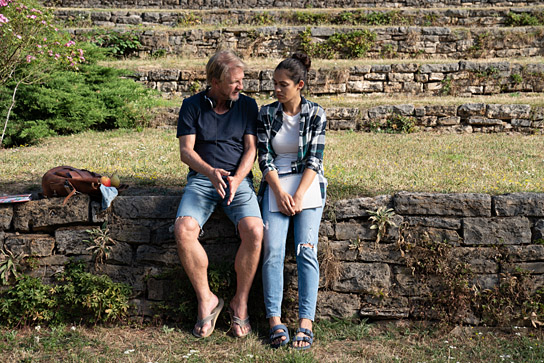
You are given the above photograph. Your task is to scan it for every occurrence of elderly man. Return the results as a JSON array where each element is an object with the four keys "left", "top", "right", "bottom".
[{"left": 174, "top": 50, "right": 263, "bottom": 338}]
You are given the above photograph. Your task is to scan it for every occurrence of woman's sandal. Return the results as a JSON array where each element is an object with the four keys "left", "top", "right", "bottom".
[
  {"left": 292, "top": 327, "right": 314, "bottom": 350},
  {"left": 228, "top": 306, "right": 252, "bottom": 338},
  {"left": 269, "top": 324, "right": 290, "bottom": 349}
]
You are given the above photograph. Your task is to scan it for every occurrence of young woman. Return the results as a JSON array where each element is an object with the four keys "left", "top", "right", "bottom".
[{"left": 257, "top": 53, "right": 327, "bottom": 350}]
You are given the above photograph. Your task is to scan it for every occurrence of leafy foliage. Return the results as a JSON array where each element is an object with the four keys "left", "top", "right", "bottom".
[
  {"left": 300, "top": 28, "right": 376, "bottom": 59},
  {"left": 81, "top": 29, "right": 142, "bottom": 59},
  {"left": 0, "top": 43, "right": 159, "bottom": 147},
  {"left": 84, "top": 222, "right": 116, "bottom": 270},
  {"left": 505, "top": 12, "right": 543, "bottom": 26},
  {"left": 0, "top": 247, "right": 27, "bottom": 285},
  {"left": 0, "top": 261, "right": 131, "bottom": 327}
]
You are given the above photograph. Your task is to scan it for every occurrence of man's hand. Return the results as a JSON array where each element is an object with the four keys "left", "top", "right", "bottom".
[
  {"left": 226, "top": 175, "right": 243, "bottom": 205},
  {"left": 209, "top": 168, "right": 230, "bottom": 199}
]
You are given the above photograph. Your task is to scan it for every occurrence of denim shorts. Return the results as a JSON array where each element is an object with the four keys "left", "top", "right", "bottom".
[{"left": 176, "top": 171, "right": 262, "bottom": 229}]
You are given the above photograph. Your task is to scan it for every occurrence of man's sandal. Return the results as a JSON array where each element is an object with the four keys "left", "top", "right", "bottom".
[
  {"left": 269, "top": 324, "right": 290, "bottom": 349},
  {"left": 292, "top": 328, "right": 314, "bottom": 350},
  {"left": 192, "top": 298, "right": 224, "bottom": 338},
  {"left": 228, "top": 306, "right": 252, "bottom": 338}
]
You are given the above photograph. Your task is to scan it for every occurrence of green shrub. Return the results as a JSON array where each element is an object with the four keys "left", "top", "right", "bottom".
[
  {"left": 81, "top": 29, "right": 142, "bottom": 58},
  {"left": 0, "top": 43, "right": 160, "bottom": 147},
  {"left": 0, "top": 275, "right": 57, "bottom": 327},
  {"left": 505, "top": 12, "right": 541, "bottom": 26},
  {"left": 300, "top": 28, "right": 376, "bottom": 59},
  {"left": 55, "top": 261, "right": 131, "bottom": 324},
  {"left": 0, "top": 261, "right": 132, "bottom": 327}
]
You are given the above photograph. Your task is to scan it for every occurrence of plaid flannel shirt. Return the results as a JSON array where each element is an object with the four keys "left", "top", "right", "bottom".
[{"left": 257, "top": 96, "right": 327, "bottom": 200}]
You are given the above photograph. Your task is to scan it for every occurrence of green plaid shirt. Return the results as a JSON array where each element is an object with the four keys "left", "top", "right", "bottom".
[{"left": 257, "top": 96, "right": 327, "bottom": 200}]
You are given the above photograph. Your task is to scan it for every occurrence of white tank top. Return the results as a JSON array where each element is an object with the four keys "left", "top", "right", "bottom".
[{"left": 272, "top": 112, "right": 300, "bottom": 174}]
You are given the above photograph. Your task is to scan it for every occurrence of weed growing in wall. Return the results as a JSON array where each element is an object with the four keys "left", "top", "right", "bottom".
[{"left": 505, "top": 12, "right": 543, "bottom": 26}]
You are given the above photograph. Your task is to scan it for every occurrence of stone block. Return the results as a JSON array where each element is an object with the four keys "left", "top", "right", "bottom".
[
  {"left": 13, "top": 194, "right": 90, "bottom": 232},
  {"left": 360, "top": 295, "right": 410, "bottom": 319},
  {"left": 108, "top": 241, "right": 133, "bottom": 265},
  {"left": 203, "top": 242, "right": 240, "bottom": 264},
  {"left": 504, "top": 244, "right": 544, "bottom": 262},
  {"left": 136, "top": 245, "right": 179, "bottom": 266},
  {"left": 327, "top": 240, "right": 359, "bottom": 261},
  {"left": 535, "top": 220, "right": 544, "bottom": 241},
  {"left": 101, "top": 264, "right": 146, "bottom": 293},
  {"left": 113, "top": 196, "right": 181, "bottom": 219},
  {"left": 467, "top": 117, "right": 503, "bottom": 126},
  {"left": 405, "top": 226, "right": 461, "bottom": 245},
  {"left": 389, "top": 73, "right": 414, "bottom": 82},
  {"left": 333, "top": 195, "right": 393, "bottom": 220},
  {"left": 392, "top": 104, "right": 415, "bottom": 116},
  {"left": 317, "top": 291, "right": 360, "bottom": 319},
  {"left": 486, "top": 104, "right": 531, "bottom": 120},
  {"left": 4, "top": 233, "right": 54, "bottom": 257},
  {"left": 404, "top": 216, "right": 462, "bottom": 230},
  {"left": 55, "top": 226, "right": 93, "bottom": 255},
  {"left": 347, "top": 81, "right": 383, "bottom": 92},
  {"left": 333, "top": 262, "right": 391, "bottom": 293},
  {"left": 457, "top": 103, "right": 486, "bottom": 117},
  {"left": 110, "top": 223, "right": 151, "bottom": 244},
  {"left": 450, "top": 247, "right": 500, "bottom": 274},
  {"left": 463, "top": 217, "right": 531, "bottom": 245},
  {"left": 438, "top": 116, "right": 460, "bottom": 126},
  {"left": 394, "top": 192, "right": 492, "bottom": 217},
  {"left": 424, "top": 105, "right": 458, "bottom": 117},
  {"left": 0, "top": 205, "right": 13, "bottom": 230},
  {"left": 335, "top": 221, "right": 376, "bottom": 242},
  {"left": 494, "top": 193, "right": 544, "bottom": 217},
  {"left": 356, "top": 242, "right": 405, "bottom": 264}
]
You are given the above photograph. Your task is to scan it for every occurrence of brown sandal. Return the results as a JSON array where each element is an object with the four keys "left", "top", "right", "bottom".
[{"left": 228, "top": 306, "right": 252, "bottom": 338}]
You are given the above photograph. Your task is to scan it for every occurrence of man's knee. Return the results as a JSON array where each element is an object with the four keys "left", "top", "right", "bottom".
[
  {"left": 175, "top": 216, "right": 200, "bottom": 244},
  {"left": 238, "top": 217, "right": 263, "bottom": 245}
]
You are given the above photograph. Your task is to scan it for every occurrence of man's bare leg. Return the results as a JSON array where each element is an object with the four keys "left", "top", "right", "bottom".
[
  {"left": 175, "top": 216, "right": 219, "bottom": 337},
  {"left": 229, "top": 216, "right": 263, "bottom": 337}
]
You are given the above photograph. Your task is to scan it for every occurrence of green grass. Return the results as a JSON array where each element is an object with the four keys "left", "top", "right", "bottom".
[
  {"left": 0, "top": 320, "right": 542, "bottom": 362},
  {"left": 1, "top": 128, "right": 543, "bottom": 199}
]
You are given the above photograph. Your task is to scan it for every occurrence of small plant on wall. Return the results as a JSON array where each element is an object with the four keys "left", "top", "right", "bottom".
[
  {"left": 367, "top": 207, "right": 397, "bottom": 246},
  {"left": 84, "top": 222, "right": 116, "bottom": 270},
  {"left": 0, "top": 247, "right": 27, "bottom": 285}
]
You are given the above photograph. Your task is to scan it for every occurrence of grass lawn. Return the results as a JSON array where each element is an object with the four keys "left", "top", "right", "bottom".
[
  {"left": 1, "top": 128, "right": 543, "bottom": 199},
  {"left": 1, "top": 320, "right": 543, "bottom": 362}
]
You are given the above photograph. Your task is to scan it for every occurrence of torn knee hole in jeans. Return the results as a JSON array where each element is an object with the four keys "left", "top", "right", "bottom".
[{"left": 297, "top": 242, "right": 315, "bottom": 255}]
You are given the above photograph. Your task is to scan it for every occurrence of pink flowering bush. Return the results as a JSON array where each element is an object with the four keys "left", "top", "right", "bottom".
[{"left": 0, "top": 0, "right": 84, "bottom": 85}]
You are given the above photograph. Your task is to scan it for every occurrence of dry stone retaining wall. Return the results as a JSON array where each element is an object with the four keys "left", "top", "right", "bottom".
[
  {"left": 136, "top": 61, "right": 544, "bottom": 98},
  {"left": 151, "top": 103, "right": 544, "bottom": 134},
  {"left": 71, "top": 26, "right": 544, "bottom": 60},
  {"left": 43, "top": 0, "right": 544, "bottom": 9},
  {"left": 53, "top": 7, "right": 544, "bottom": 27},
  {"left": 1, "top": 192, "right": 543, "bottom": 323}
]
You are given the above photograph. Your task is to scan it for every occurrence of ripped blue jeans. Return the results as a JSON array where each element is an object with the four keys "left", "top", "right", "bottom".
[{"left": 261, "top": 183, "right": 324, "bottom": 321}]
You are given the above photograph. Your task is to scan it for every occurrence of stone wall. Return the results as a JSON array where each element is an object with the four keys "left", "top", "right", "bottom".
[
  {"left": 135, "top": 61, "right": 544, "bottom": 99},
  {"left": 151, "top": 102, "right": 544, "bottom": 134},
  {"left": 42, "top": 0, "right": 544, "bottom": 10},
  {"left": 52, "top": 7, "right": 544, "bottom": 28},
  {"left": 1, "top": 192, "right": 543, "bottom": 323},
  {"left": 71, "top": 26, "right": 544, "bottom": 60}
]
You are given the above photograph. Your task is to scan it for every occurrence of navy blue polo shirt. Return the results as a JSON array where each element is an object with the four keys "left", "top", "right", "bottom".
[{"left": 177, "top": 91, "right": 258, "bottom": 174}]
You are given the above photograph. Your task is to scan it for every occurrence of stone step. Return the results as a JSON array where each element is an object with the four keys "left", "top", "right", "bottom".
[
  {"left": 43, "top": 0, "right": 544, "bottom": 10},
  {"left": 151, "top": 100, "right": 544, "bottom": 134},
  {"left": 131, "top": 60, "right": 544, "bottom": 98},
  {"left": 53, "top": 6, "right": 544, "bottom": 28},
  {"left": 70, "top": 25, "right": 544, "bottom": 60}
]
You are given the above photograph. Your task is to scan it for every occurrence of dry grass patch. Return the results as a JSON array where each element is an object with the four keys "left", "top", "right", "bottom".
[
  {"left": 0, "top": 321, "right": 542, "bottom": 362},
  {"left": 1, "top": 129, "right": 543, "bottom": 199}
]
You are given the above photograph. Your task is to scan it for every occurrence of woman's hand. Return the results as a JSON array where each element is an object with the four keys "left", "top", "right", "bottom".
[
  {"left": 276, "top": 190, "right": 296, "bottom": 216},
  {"left": 292, "top": 192, "right": 304, "bottom": 214}
]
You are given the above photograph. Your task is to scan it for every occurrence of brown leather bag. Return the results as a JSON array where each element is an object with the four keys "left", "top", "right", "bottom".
[{"left": 42, "top": 166, "right": 102, "bottom": 205}]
